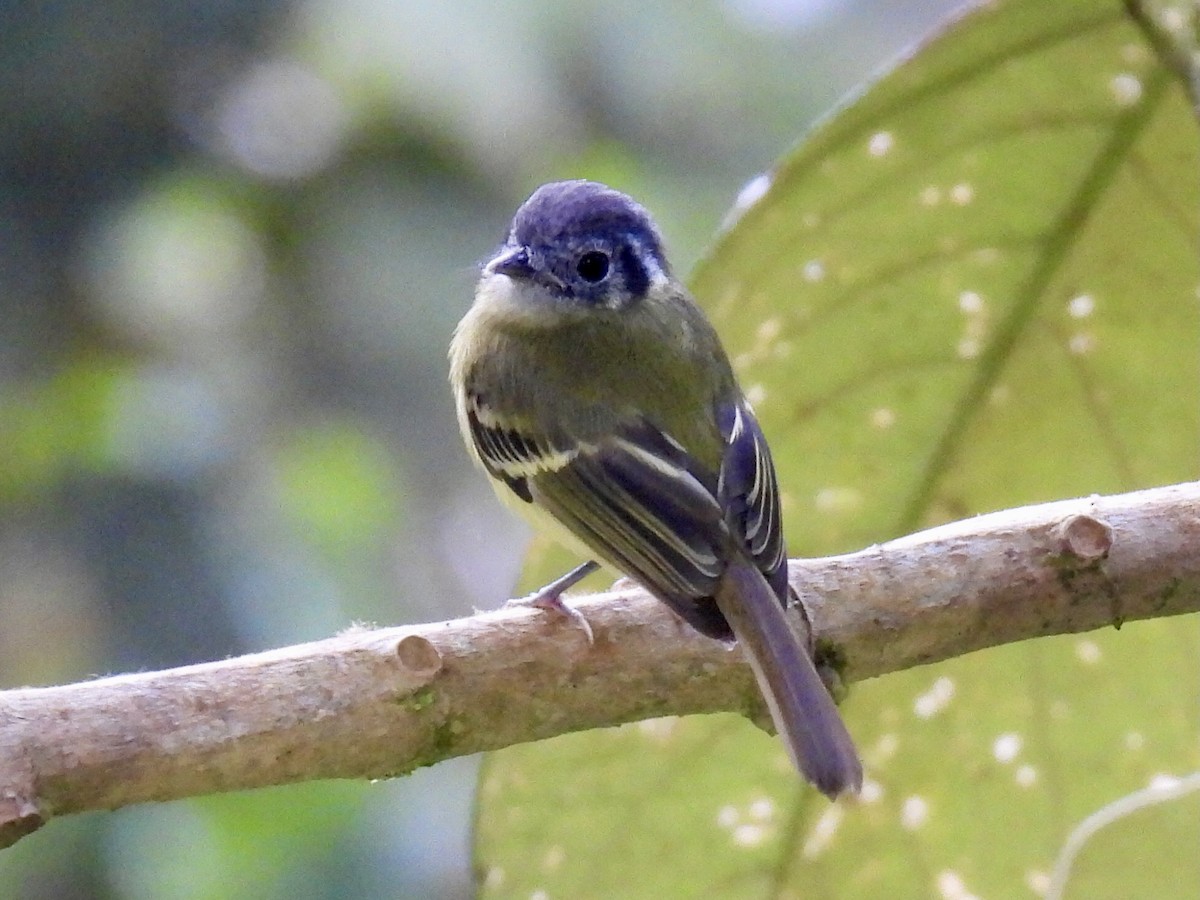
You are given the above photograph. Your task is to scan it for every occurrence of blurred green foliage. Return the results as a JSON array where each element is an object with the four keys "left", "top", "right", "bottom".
[
  {"left": 0, "top": 361, "right": 124, "bottom": 500},
  {"left": 477, "top": 0, "right": 1200, "bottom": 897},
  {"left": 274, "top": 423, "right": 402, "bottom": 558}
]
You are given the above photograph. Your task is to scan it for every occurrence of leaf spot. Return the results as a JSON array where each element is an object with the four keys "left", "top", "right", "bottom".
[
  {"left": 756, "top": 316, "right": 782, "bottom": 342},
  {"left": 1068, "top": 332, "right": 1093, "bottom": 355},
  {"left": 958, "top": 290, "right": 985, "bottom": 315},
  {"left": 914, "top": 676, "right": 956, "bottom": 718},
  {"left": 936, "top": 869, "right": 981, "bottom": 900},
  {"left": 1067, "top": 293, "right": 1095, "bottom": 318},
  {"left": 1110, "top": 72, "right": 1143, "bottom": 106},
  {"left": 1070, "top": 333, "right": 1099, "bottom": 357},
  {"left": 1149, "top": 773, "right": 1182, "bottom": 791},
  {"left": 481, "top": 867, "right": 505, "bottom": 889},
  {"left": 858, "top": 778, "right": 884, "bottom": 804},
  {"left": 748, "top": 797, "right": 775, "bottom": 821},
  {"left": 802, "top": 804, "right": 845, "bottom": 858},
  {"left": 1026, "top": 870, "right": 1052, "bottom": 895},
  {"left": 1074, "top": 639, "right": 1102, "bottom": 664},
  {"left": 814, "top": 486, "right": 863, "bottom": 514},
  {"left": 901, "top": 795, "right": 929, "bottom": 830},
  {"left": 870, "top": 407, "right": 897, "bottom": 429},
  {"left": 868, "top": 130, "right": 895, "bottom": 157},
  {"left": 732, "top": 823, "right": 770, "bottom": 847},
  {"left": 993, "top": 732, "right": 1022, "bottom": 763},
  {"left": 873, "top": 732, "right": 900, "bottom": 762}
]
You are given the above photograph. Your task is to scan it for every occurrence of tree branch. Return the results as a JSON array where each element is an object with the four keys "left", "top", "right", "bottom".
[{"left": 2, "top": 481, "right": 1198, "bottom": 848}]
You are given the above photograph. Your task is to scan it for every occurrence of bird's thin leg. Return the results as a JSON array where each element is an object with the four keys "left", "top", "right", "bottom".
[{"left": 506, "top": 560, "right": 600, "bottom": 643}]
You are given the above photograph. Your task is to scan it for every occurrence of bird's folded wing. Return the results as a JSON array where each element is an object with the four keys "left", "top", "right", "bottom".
[
  {"left": 716, "top": 401, "right": 789, "bottom": 600},
  {"left": 465, "top": 392, "right": 734, "bottom": 638}
]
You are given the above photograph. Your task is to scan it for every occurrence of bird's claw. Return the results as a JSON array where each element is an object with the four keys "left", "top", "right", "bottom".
[{"left": 506, "top": 589, "right": 595, "bottom": 645}]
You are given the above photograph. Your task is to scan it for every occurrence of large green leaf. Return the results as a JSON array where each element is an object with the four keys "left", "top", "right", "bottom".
[{"left": 475, "top": 0, "right": 1200, "bottom": 896}]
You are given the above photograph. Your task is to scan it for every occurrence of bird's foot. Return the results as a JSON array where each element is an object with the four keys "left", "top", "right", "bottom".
[{"left": 505, "top": 560, "right": 599, "bottom": 645}]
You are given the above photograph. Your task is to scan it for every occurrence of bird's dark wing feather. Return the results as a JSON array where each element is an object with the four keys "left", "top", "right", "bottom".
[
  {"left": 530, "top": 418, "right": 734, "bottom": 638},
  {"left": 716, "top": 401, "right": 789, "bottom": 602},
  {"left": 464, "top": 392, "right": 578, "bottom": 504}
]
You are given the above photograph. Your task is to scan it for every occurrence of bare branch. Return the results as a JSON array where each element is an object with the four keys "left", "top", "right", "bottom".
[{"left": 2, "top": 481, "right": 1198, "bottom": 848}]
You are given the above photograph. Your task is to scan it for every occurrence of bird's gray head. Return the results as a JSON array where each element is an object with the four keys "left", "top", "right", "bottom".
[{"left": 485, "top": 180, "right": 671, "bottom": 310}]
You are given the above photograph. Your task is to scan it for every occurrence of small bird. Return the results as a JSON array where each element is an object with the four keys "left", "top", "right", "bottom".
[{"left": 449, "top": 180, "right": 862, "bottom": 798}]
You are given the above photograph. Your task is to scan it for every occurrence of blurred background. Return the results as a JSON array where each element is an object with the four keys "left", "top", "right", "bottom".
[{"left": 0, "top": 0, "right": 961, "bottom": 896}]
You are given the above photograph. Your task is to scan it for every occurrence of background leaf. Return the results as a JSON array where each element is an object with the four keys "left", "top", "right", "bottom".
[{"left": 475, "top": 0, "right": 1200, "bottom": 896}]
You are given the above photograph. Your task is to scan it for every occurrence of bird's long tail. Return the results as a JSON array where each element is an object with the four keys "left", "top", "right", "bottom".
[{"left": 714, "top": 556, "right": 862, "bottom": 798}]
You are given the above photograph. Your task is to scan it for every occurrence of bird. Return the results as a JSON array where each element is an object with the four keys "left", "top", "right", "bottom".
[{"left": 449, "top": 179, "right": 862, "bottom": 798}]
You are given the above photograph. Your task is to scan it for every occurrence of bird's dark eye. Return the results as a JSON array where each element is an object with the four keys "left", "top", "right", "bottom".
[{"left": 576, "top": 251, "right": 610, "bottom": 283}]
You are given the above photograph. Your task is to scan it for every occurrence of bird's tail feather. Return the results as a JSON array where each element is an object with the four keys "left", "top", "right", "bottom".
[{"left": 714, "top": 557, "right": 862, "bottom": 798}]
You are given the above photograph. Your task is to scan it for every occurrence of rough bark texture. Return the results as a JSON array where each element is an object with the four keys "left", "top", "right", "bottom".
[{"left": 1, "top": 481, "right": 1198, "bottom": 848}]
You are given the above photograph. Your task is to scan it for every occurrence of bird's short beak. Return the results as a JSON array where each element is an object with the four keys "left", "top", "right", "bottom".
[{"left": 487, "top": 246, "right": 535, "bottom": 280}]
